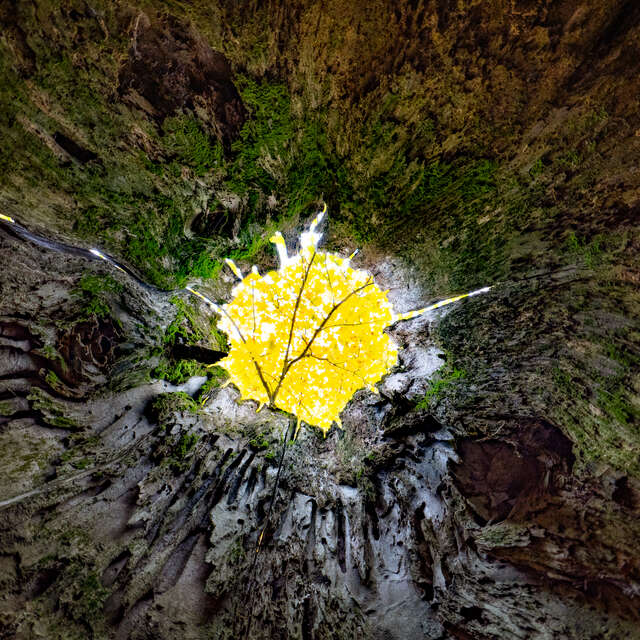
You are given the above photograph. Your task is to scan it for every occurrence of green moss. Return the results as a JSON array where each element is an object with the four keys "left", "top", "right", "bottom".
[
  {"left": 84, "top": 297, "right": 112, "bottom": 318},
  {"left": 38, "top": 344, "right": 66, "bottom": 366},
  {"left": 356, "top": 474, "right": 377, "bottom": 503},
  {"left": 1, "top": 19, "right": 503, "bottom": 302},
  {"left": 552, "top": 366, "right": 573, "bottom": 394},
  {"left": 1, "top": 34, "right": 502, "bottom": 294},
  {"left": 416, "top": 367, "right": 466, "bottom": 409},
  {"left": 147, "top": 392, "right": 199, "bottom": 423},
  {"left": 163, "top": 296, "right": 205, "bottom": 346},
  {"left": 557, "top": 149, "right": 581, "bottom": 170},
  {"left": 528, "top": 157, "right": 545, "bottom": 178},
  {"left": 475, "top": 522, "right": 531, "bottom": 549},
  {"left": 28, "top": 388, "right": 80, "bottom": 430},
  {"left": 548, "top": 336, "right": 640, "bottom": 476},
  {"left": 211, "top": 75, "right": 337, "bottom": 229},
  {"left": 154, "top": 297, "right": 223, "bottom": 384},
  {"left": 60, "top": 449, "right": 92, "bottom": 470},
  {"left": 229, "top": 539, "right": 246, "bottom": 565},
  {"left": 51, "top": 415, "right": 78, "bottom": 429},
  {"left": 0, "top": 41, "right": 225, "bottom": 289},
  {"left": 197, "top": 366, "right": 228, "bottom": 402},
  {"left": 0, "top": 400, "right": 16, "bottom": 417},
  {"left": 72, "top": 272, "right": 123, "bottom": 320},
  {"left": 603, "top": 340, "right": 639, "bottom": 370},
  {"left": 248, "top": 432, "right": 271, "bottom": 450},
  {"left": 76, "top": 273, "right": 123, "bottom": 296},
  {"left": 179, "top": 250, "right": 222, "bottom": 283},
  {"left": 153, "top": 358, "right": 207, "bottom": 384},
  {"left": 173, "top": 75, "right": 503, "bottom": 295},
  {"left": 175, "top": 432, "right": 199, "bottom": 459},
  {"left": 209, "top": 322, "right": 229, "bottom": 351},
  {"left": 45, "top": 370, "right": 63, "bottom": 389},
  {"left": 224, "top": 77, "right": 294, "bottom": 199},
  {"left": 161, "top": 431, "right": 201, "bottom": 472},
  {"left": 597, "top": 386, "right": 637, "bottom": 426},
  {"left": 66, "top": 570, "right": 110, "bottom": 625},
  {"left": 564, "top": 232, "right": 603, "bottom": 268},
  {"left": 162, "top": 115, "right": 224, "bottom": 176},
  {"left": 0, "top": 47, "right": 28, "bottom": 174}
]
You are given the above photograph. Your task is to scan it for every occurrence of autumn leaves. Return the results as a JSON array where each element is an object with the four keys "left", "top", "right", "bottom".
[{"left": 215, "top": 212, "right": 399, "bottom": 434}]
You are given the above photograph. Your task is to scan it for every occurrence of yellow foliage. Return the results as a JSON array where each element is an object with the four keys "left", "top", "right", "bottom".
[{"left": 216, "top": 210, "right": 398, "bottom": 434}]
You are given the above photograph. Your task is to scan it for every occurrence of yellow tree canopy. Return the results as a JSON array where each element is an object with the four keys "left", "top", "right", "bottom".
[
  {"left": 215, "top": 207, "right": 398, "bottom": 434},
  {"left": 185, "top": 206, "right": 491, "bottom": 434}
]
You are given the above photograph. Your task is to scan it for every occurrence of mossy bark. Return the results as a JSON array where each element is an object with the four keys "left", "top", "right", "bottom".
[{"left": 0, "top": 1, "right": 639, "bottom": 639}]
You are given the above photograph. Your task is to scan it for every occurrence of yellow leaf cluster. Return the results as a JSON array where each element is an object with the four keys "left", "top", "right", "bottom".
[{"left": 216, "top": 243, "right": 398, "bottom": 434}]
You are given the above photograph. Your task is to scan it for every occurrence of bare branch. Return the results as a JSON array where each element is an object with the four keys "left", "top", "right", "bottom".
[{"left": 271, "top": 277, "right": 374, "bottom": 403}]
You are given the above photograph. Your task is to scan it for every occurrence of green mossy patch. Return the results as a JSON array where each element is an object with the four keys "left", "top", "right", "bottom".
[
  {"left": 71, "top": 272, "right": 123, "bottom": 320},
  {"left": 162, "top": 296, "right": 205, "bottom": 346},
  {"left": 153, "top": 296, "right": 225, "bottom": 384},
  {"left": 153, "top": 358, "right": 207, "bottom": 384},
  {"left": 147, "top": 391, "right": 200, "bottom": 424},
  {"left": 161, "top": 115, "right": 225, "bottom": 176},
  {"left": 146, "top": 391, "right": 202, "bottom": 472},
  {"left": 197, "top": 365, "right": 228, "bottom": 402},
  {"left": 248, "top": 432, "right": 271, "bottom": 450},
  {"left": 1, "top": 19, "right": 504, "bottom": 294},
  {"left": 169, "top": 432, "right": 200, "bottom": 471},
  {"left": 548, "top": 337, "right": 640, "bottom": 475},
  {"left": 475, "top": 522, "right": 531, "bottom": 549},
  {"left": 28, "top": 388, "right": 81, "bottom": 430},
  {"left": 0, "top": 400, "right": 16, "bottom": 417},
  {"left": 66, "top": 570, "right": 110, "bottom": 625},
  {"left": 415, "top": 365, "right": 466, "bottom": 410}
]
